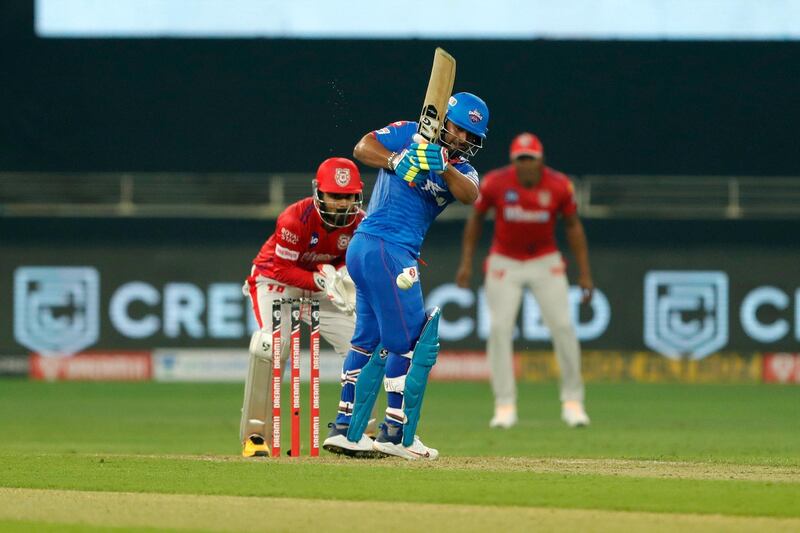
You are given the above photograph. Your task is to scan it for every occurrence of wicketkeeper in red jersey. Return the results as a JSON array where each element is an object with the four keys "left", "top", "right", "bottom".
[
  {"left": 456, "top": 133, "right": 594, "bottom": 429},
  {"left": 240, "top": 157, "right": 365, "bottom": 457}
]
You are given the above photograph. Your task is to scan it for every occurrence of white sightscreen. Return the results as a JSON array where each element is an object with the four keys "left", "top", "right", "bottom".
[{"left": 36, "top": 0, "right": 800, "bottom": 40}]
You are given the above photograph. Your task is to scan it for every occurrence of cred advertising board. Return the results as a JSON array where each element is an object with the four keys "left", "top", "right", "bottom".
[{"left": 1, "top": 218, "right": 798, "bottom": 359}]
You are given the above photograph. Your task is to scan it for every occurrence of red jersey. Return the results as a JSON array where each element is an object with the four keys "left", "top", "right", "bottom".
[
  {"left": 474, "top": 165, "right": 577, "bottom": 260},
  {"left": 253, "top": 197, "right": 365, "bottom": 291}
]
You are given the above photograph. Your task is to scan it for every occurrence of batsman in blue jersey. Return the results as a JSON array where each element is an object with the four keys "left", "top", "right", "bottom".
[{"left": 323, "top": 92, "right": 489, "bottom": 460}]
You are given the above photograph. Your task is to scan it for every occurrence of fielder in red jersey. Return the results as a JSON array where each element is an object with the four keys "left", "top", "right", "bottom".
[
  {"left": 456, "top": 133, "right": 594, "bottom": 430},
  {"left": 240, "top": 157, "right": 366, "bottom": 458},
  {"left": 473, "top": 161, "right": 577, "bottom": 261}
]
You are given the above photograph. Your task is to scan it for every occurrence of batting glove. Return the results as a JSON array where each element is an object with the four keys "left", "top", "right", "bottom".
[
  {"left": 392, "top": 149, "right": 425, "bottom": 185},
  {"left": 409, "top": 142, "right": 448, "bottom": 174}
]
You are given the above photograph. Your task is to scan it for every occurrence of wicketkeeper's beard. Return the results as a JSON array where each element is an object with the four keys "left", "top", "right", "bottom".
[
  {"left": 330, "top": 209, "right": 349, "bottom": 227},
  {"left": 319, "top": 202, "right": 356, "bottom": 228}
]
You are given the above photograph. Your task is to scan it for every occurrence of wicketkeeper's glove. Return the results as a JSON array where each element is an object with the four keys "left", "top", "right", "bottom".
[{"left": 316, "top": 264, "right": 356, "bottom": 315}]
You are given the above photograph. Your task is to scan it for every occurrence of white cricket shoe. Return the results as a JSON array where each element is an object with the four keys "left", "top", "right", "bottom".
[
  {"left": 561, "top": 401, "right": 590, "bottom": 427},
  {"left": 372, "top": 424, "right": 439, "bottom": 461},
  {"left": 489, "top": 403, "right": 518, "bottom": 429},
  {"left": 322, "top": 423, "right": 381, "bottom": 458}
]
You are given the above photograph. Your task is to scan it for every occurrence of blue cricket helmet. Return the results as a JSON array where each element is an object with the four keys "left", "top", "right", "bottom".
[
  {"left": 441, "top": 92, "right": 489, "bottom": 159},
  {"left": 446, "top": 92, "right": 489, "bottom": 139}
]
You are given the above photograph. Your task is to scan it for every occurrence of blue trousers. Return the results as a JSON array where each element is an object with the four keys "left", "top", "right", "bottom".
[{"left": 335, "top": 233, "right": 426, "bottom": 425}]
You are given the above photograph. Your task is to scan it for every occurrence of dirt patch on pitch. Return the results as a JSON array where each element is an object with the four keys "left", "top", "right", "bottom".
[
  {"left": 2, "top": 487, "right": 800, "bottom": 533},
  {"left": 124, "top": 453, "right": 800, "bottom": 483},
  {"left": 401, "top": 457, "right": 800, "bottom": 483}
]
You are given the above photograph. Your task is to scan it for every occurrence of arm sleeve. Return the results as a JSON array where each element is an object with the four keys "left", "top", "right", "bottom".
[
  {"left": 559, "top": 177, "right": 578, "bottom": 217},
  {"left": 458, "top": 162, "right": 480, "bottom": 189},
  {"left": 268, "top": 218, "right": 319, "bottom": 291},
  {"left": 371, "top": 121, "right": 416, "bottom": 153}
]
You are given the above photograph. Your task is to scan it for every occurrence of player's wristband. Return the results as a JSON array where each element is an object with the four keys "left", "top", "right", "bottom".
[{"left": 387, "top": 152, "right": 399, "bottom": 171}]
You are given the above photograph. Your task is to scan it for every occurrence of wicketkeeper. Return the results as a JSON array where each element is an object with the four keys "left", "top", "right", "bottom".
[{"left": 239, "top": 157, "right": 364, "bottom": 457}]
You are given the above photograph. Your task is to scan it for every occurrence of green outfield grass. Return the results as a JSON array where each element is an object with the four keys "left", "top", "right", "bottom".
[{"left": 1, "top": 380, "right": 799, "bottom": 532}]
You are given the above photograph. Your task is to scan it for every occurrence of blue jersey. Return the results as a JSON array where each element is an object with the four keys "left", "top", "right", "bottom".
[{"left": 356, "top": 121, "right": 479, "bottom": 255}]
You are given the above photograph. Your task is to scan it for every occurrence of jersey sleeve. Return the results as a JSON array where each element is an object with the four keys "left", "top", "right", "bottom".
[
  {"left": 456, "top": 161, "right": 480, "bottom": 189},
  {"left": 371, "top": 121, "right": 416, "bottom": 153},
  {"left": 473, "top": 171, "right": 495, "bottom": 214},
  {"left": 269, "top": 216, "right": 318, "bottom": 291},
  {"left": 558, "top": 176, "right": 578, "bottom": 217}
]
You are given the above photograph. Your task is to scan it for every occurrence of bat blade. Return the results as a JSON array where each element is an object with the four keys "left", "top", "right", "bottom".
[{"left": 416, "top": 47, "right": 456, "bottom": 144}]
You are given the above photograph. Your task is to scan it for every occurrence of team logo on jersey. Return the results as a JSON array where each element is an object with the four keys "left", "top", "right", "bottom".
[
  {"left": 538, "top": 190, "right": 551, "bottom": 207},
  {"left": 335, "top": 168, "right": 351, "bottom": 187},
  {"left": 309, "top": 232, "right": 319, "bottom": 248},
  {"left": 644, "top": 271, "right": 729, "bottom": 360},
  {"left": 401, "top": 266, "right": 419, "bottom": 283},
  {"left": 14, "top": 266, "right": 100, "bottom": 356},
  {"left": 468, "top": 109, "right": 483, "bottom": 123},
  {"left": 337, "top": 234, "right": 351, "bottom": 250},
  {"left": 505, "top": 190, "right": 519, "bottom": 203}
]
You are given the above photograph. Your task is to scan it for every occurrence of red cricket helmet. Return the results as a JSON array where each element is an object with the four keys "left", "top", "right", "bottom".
[
  {"left": 312, "top": 157, "right": 363, "bottom": 228},
  {"left": 315, "top": 157, "right": 363, "bottom": 194}
]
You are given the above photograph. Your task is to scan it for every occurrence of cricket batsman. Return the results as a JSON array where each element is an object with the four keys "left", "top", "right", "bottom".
[
  {"left": 322, "top": 93, "right": 490, "bottom": 460},
  {"left": 240, "top": 157, "right": 365, "bottom": 457}
]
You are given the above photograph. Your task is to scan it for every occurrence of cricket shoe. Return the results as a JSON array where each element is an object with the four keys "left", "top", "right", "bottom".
[
  {"left": 372, "top": 423, "right": 439, "bottom": 461},
  {"left": 489, "top": 403, "right": 518, "bottom": 429},
  {"left": 322, "top": 423, "right": 381, "bottom": 458},
  {"left": 242, "top": 434, "right": 270, "bottom": 457},
  {"left": 561, "top": 401, "right": 590, "bottom": 428}
]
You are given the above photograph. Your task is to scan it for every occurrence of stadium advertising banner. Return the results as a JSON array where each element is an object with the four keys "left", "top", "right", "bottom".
[{"left": 1, "top": 219, "right": 798, "bottom": 373}]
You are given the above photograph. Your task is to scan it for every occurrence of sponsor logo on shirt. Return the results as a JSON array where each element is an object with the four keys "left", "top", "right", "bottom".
[
  {"left": 275, "top": 244, "right": 300, "bottom": 261},
  {"left": 280, "top": 227, "right": 299, "bottom": 244},
  {"left": 309, "top": 232, "right": 319, "bottom": 248},
  {"left": 376, "top": 127, "right": 390, "bottom": 134},
  {"left": 301, "top": 252, "right": 337, "bottom": 263},
  {"left": 503, "top": 205, "right": 550, "bottom": 222},
  {"left": 421, "top": 179, "right": 448, "bottom": 207}
]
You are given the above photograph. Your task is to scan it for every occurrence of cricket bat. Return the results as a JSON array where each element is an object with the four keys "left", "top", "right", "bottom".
[
  {"left": 416, "top": 47, "right": 456, "bottom": 144},
  {"left": 405, "top": 47, "right": 456, "bottom": 186}
]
